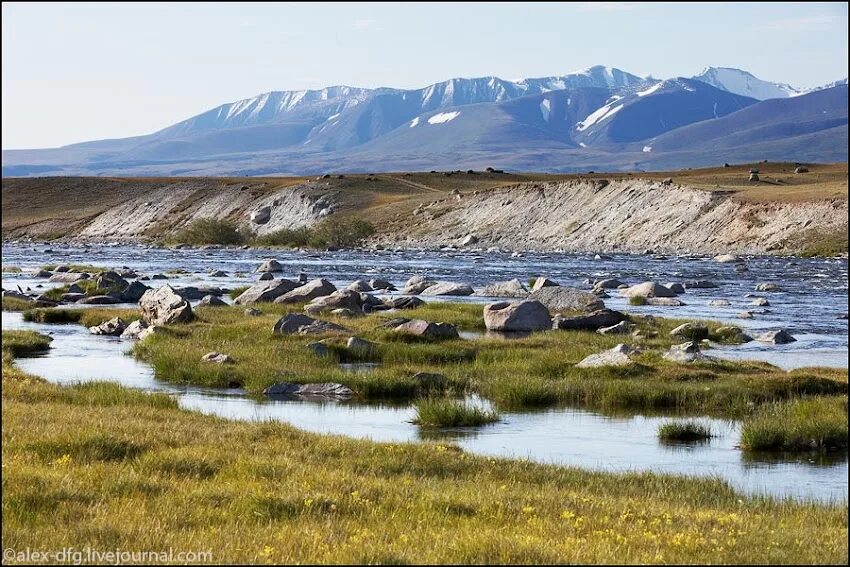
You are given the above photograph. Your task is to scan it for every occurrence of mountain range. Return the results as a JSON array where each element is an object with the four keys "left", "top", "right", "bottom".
[{"left": 3, "top": 66, "right": 847, "bottom": 176}]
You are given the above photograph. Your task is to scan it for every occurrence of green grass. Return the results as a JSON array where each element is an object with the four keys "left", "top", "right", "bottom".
[
  {"left": 21, "top": 307, "right": 139, "bottom": 327},
  {"left": 413, "top": 398, "right": 500, "bottom": 427},
  {"left": 40, "top": 263, "right": 105, "bottom": 273},
  {"left": 2, "top": 296, "right": 36, "bottom": 311},
  {"left": 1, "top": 347, "right": 847, "bottom": 563},
  {"left": 228, "top": 286, "right": 250, "bottom": 300},
  {"left": 40, "top": 279, "right": 111, "bottom": 301},
  {"left": 740, "top": 397, "right": 848, "bottom": 452},
  {"left": 2, "top": 330, "right": 52, "bottom": 360},
  {"left": 112, "top": 302, "right": 848, "bottom": 416},
  {"left": 629, "top": 296, "right": 648, "bottom": 306},
  {"left": 166, "top": 218, "right": 252, "bottom": 246},
  {"left": 794, "top": 223, "right": 849, "bottom": 257},
  {"left": 658, "top": 421, "right": 713, "bottom": 442},
  {"left": 254, "top": 227, "right": 314, "bottom": 248},
  {"left": 1, "top": 265, "right": 22, "bottom": 273}
]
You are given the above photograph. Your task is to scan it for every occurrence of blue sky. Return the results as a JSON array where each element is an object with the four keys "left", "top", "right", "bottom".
[{"left": 2, "top": 2, "right": 847, "bottom": 149}]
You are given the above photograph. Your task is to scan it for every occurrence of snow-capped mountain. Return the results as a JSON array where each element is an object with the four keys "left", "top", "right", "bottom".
[
  {"left": 3, "top": 66, "right": 846, "bottom": 176},
  {"left": 691, "top": 67, "right": 801, "bottom": 100}
]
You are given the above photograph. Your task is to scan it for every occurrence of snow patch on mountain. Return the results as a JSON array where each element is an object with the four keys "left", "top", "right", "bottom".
[
  {"left": 576, "top": 103, "right": 624, "bottom": 132},
  {"left": 428, "top": 111, "right": 460, "bottom": 125}
]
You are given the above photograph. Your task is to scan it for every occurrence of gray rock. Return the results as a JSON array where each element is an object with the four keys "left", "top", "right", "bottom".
[
  {"left": 272, "top": 313, "right": 347, "bottom": 336},
  {"left": 331, "top": 308, "right": 361, "bottom": 318},
  {"left": 594, "top": 278, "right": 626, "bottom": 289},
  {"left": 755, "top": 283, "right": 779, "bottom": 292},
  {"left": 151, "top": 274, "right": 168, "bottom": 280},
  {"left": 234, "top": 279, "right": 299, "bottom": 304},
  {"left": 95, "top": 271, "right": 128, "bottom": 290},
  {"left": 202, "top": 351, "right": 233, "bottom": 364},
  {"left": 251, "top": 206, "right": 272, "bottom": 225},
  {"left": 263, "top": 382, "right": 353, "bottom": 398},
  {"left": 89, "top": 317, "right": 127, "bottom": 336},
  {"left": 750, "top": 297, "right": 770, "bottom": 307},
  {"left": 209, "top": 270, "right": 228, "bottom": 277},
  {"left": 645, "top": 298, "right": 686, "bottom": 306},
  {"left": 421, "top": 282, "right": 475, "bottom": 296},
  {"left": 714, "top": 254, "right": 741, "bottom": 263},
  {"left": 576, "top": 344, "right": 635, "bottom": 368},
  {"left": 663, "top": 341, "right": 717, "bottom": 363},
  {"left": 473, "top": 279, "right": 529, "bottom": 298},
  {"left": 275, "top": 278, "right": 337, "bottom": 304},
  {"left": 78, "top": 295, "right": 122, "bottom": 305},
  {"left": 755, "top": 330, "right": 796, "bottom": 344},
  {"left": 619, "top": 282, "right": 677, "bottom": 298},
  {"left": 304, "top": 289, "right": 364, "bottom": 314},
  {"left": 61, "top": 293, "right": 87, "bottom": 302},
  {"left": 483, "top": 300, "right": 551, "bottom": 332},
  {"left": 137, "top": 325, "right": 162, "bottom": 341},
  {"left": 412, "top": 372, "right": 445, "bottom": 389},
  {"left": 708, "top": 299, "right": 731, "bottom": 307},
  {"left": 369, "top": 279, "right": 396, "bottom": 291},
  {"left": 346, "top": 280, "right": 374, "bottom": 292},
  {"left": 402, "top": 275, "right": 436, "bottom": 295},
  {"left": 552, "top": 309, "right": 626, "bottom": 331},
  {"left": 121, "top": 281, "right": 150, "bottom": 302},
  {"left": 306, "top": 342, "right": 329, "bottom": 357},
  {"left": 346, "top": 336, "right": 377, "bottom": 355},
  {"left": 531, "top": 277, "right": 559, "bottom": 292},
  {"left": 256, "top": 259, "right": 283, "bottom": 273},
  {"left": 48, "top": 272, "right": 90, "bottom": 283},
  {"left": 198, "top": 295, "right": 228, "bottom": 307},
  {"left": 670, "top": 322, "right": 710, "bottom": 341},
  {"left": 31, "top": 269, "right": 52, "bottom": 278},
  {"left": 461, "top": 234, "right": 478, "bottom": 246},
  {"left": 665, "top": 282, "right": 686, "bottom": 294},
  {"left": 244, "top": 307, "right": 262, "bottom": 316},
  {"left": 738, "top": 311, "right": 755, "bottom": 319},
  {"left": 139, "top": 284, "right": 194, "bottom": 325},
  {"left": 258, "top": 272, "right": 275, "bottom": 281},
  {"left": 713, "top": 326, "right": 753, "bottom": 344},
  {"left": 175, "top": 286, "right": 225, "bottom": 300},
  {"left": 120, "top": 319, "right": 149, "bottom": 339},
  {"left": 528, "top": 286, "right": 605, "bottom": 313},
  {"left": 67, "top": 283, "right": 84, "bottom": 293},
  {"left": 393, "top": 319, "right": 459, "bottom": 339},
  {"left": 597, "top": 321, "right": 633, "bottom": 335},
  {"left": 684, "top": 280, "right": 718, "bottom": 289},
  {"left": 384, "top": 296, "right": 425, "bottom": 310}
]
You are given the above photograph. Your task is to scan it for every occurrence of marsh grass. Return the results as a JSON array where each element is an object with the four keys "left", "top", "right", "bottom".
[
  {"left": 40, "top": 263, "right": 105, "bottom": 273},
  {"left": 413, "top": 398, "right": 500, "bottom": 427},
  {"left": 741, "top": 397, "right": 848, "bottom": 452},
  {"left": 2, "top": 296, "right": 35, "bottom": 311},
  {"left": 1, "top": 350, "right": 848, "bottom": 563},
  {"left": 629, "top": 296, "right": 648, "bottom": 306},
  {"left": 2, "top": 265, "right": 22, "bottom": 273},
  {"left": 658, "top": 421, "right": 713, "bottom": 442},
  {"left": 2, "top": 330, "right": 52, "bottom": 359},
  {"left": 21, "top": 307, "right": 139, "bottom": 327}
]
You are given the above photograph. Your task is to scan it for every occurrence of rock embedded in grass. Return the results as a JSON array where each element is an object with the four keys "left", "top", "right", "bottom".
[
  {"left": 347, "top": 336, "right": 377, "bottom": 356},
  {"left": 384, "top": 296, "right": 425, "bottom": 310},
  {"left": 412, "top": 372, "right": 445, "bottom": 389},
  {"left": 48, "top": 272, "right": 90, "bottom": 283},
  {"left": 274, "top": 278, "right": 337, "bottom": 304},
  {"left": 576, "top": 344, "right": 636, "bottom": 368},
  {"left": 597, "top": 321, "right": 633, "bottom": 335},
  {"left": 528, "top": 286, "right": 604, "bottom": 313},
  {"left": 662, "top": 341, "right": 717, "bottom": 364},
  {"left": 78, "top": 295, "right": 122, "bottom": 305},
  {"left": 198, "top": 295, "right": 228, "bottom": 307},
  {"left": 234, "top": 279, "right": 299, "bottom": 304},
  {"left": 670, "top": 322, "right": 710, "bottom": 341},
  {"left": 140, "top": 284, "right": 194, "bottom": 325},
  {"left": 263, "top": 382, "right": 353, "bottom": 399},
  {"left": 552, "top": 309, "right": 625, "bottom": 332},
  {"left": 393, "top": 319, "right": 459, "bottom": 339},
  {"left": 421, "top": 282, "right": 475, "bottom": 296},
  {"left": 483, "top": 300, "right": 551, "bottom": 332},
  {"left": 711, "top": 326, "right": 753, "bottom": 344},
  {"left": 272, "top": 313, "right": 347, "bottom": 336},
  {"left": 202, "top": 352, "right": 233, "bottom": 364},
  {"left": 244, "top": 307, "right": 262, "bottom": 317}
]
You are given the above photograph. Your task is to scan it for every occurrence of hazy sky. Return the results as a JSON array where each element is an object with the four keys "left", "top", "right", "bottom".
[{"left": 3, "top": 2, "right": 847, "bottom": 149}]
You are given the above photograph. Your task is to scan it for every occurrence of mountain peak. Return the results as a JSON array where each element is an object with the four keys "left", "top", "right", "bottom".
[{"left": 691, "top": 67, "right": 801, "bottom": 100}]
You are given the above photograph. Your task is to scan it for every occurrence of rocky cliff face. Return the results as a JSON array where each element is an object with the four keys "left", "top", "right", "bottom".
[{"left": 376, "top": 179, "right": 848, "bottom": 254}]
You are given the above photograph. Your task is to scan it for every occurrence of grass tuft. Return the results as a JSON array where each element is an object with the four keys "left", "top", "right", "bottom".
[
  {"left": 658, "top": 421, "right": 713, "bottom": 442},
  {"left": 413, "top": 398, "right": 499, "bottom": 427},
  {"left": 741, "top": 397, "right": 848, "bottom": 452}
]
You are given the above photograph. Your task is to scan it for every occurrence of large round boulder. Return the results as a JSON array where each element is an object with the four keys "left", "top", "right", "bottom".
[{"left": 483, "top": 300, "right": 551, "bottom": 332}]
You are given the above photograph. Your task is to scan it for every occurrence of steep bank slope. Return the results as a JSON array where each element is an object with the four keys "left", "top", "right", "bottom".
[
  {"left": 376, "top": 178, "right": 847, "bottom": 254},
  {"left": 2, "top": 164, "right": 847, "bottom": 254}
]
